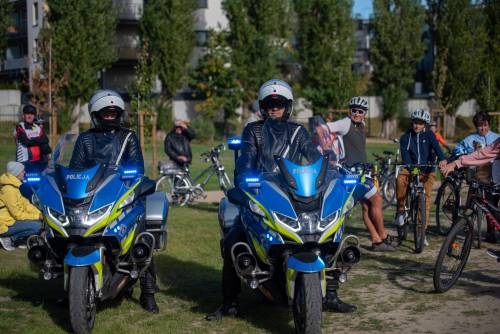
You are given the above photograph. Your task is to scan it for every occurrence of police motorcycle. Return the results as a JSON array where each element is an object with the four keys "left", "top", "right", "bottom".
[
  {"left": 25, "top": 133, "right": 168, "bottom": 334},
  {"left": 218, "top": 137, "right": 361, "bottom": 334}
]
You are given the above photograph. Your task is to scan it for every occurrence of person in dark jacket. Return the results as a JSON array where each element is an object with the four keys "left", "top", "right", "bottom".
[
  {"left": 395, "top": 108, "right": 447, "bottom": 246},
  {"left": 15, "top": 104, "right": 52, "bottom": 172},
  {"left": 69, "top": 90, "right": 159, "bottom": 313},
  {"left": 206, "top": 79, "right": 355, "bottom": 321},
  {"left": 164, "top": 120, "right": 195, "bottom": 166}
]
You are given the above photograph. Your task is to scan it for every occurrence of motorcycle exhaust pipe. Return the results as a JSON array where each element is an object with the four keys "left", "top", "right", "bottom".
[
  {"left": 28, "top": 245, "right": 48, "bottom": 265},
  {"left": 340, "top": 245, "right": 361, "bottom": 265}
]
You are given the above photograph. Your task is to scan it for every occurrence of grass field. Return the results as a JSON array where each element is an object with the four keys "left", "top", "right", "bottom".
[{"left": 1, "top": 140, "right": 499, "bottom": 333}]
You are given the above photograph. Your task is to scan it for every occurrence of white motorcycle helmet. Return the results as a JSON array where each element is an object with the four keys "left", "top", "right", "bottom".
[
  {"left": 258, "top": 79, "right": 294, "bottom": 120},
  {"left": 88, "top": 90, "right": 125, "bottom": 129}
]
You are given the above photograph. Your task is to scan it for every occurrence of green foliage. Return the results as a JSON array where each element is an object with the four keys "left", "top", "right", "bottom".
[
  {"left": 189, "top": 31, "right": 242, "bottom": 132},
  {"left": 294, "top": 0, "right": 356, "bottom": 115},
  {"left": 140, "top": 0, "right": 196, "bottom": 100},
  {"left": 371, "top": 0, "right": 425, "bottom": 121},
  {"left": 43, "top": 0, "right": 118, "bottom": 104},
  {"left": 0, "top": 0, "right": 12, "bottom": 62},
  {"left": 223, "top": 0, "right": 292, "bottom": 108},
  {"left": 474, "top": 0, "right": 500, "bottom": 113},
  {"left": 428, "top": 0, "right": 487, "bottom": 114},
  {"left": 191, "top": 115, "right": 215, "bottom": 142}
]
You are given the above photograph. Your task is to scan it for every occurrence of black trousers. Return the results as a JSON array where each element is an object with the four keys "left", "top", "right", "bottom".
[
  {"left": 221, "top": 220, "right": 246, "bottom": 304},
  {"left": 140, "top": 257, "right": 158, "bottom": 294}
]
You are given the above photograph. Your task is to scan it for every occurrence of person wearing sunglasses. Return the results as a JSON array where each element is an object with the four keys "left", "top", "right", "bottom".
[
  {"left": 207, "top": 79, "right": 357, "bottom": 321},
  {"left": 321, "top": 96, "right": 397, "bottom": 252}
]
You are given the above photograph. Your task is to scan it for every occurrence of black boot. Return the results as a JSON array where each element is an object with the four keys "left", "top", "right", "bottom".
[
  {"left": 324, "top": 290, "right": 357, "bottom": 313},
  {"left": 139, "top": 260, "right": 159, "bottom": 313},
  {"left": 140, "top": 293, "right": 159, "bottom": 313},
  {"left": 206, "top": 301, "right": 239, "bottom": 321}
]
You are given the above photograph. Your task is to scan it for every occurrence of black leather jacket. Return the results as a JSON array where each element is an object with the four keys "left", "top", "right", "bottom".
[
  {"left": 236, "top": 119, "right": 320, "bottom": 182},
  {"left": 164, "top": 127, "right": 195, "bottom": 165},
  {"left": 69, "top": 127, "right": 144, "bottom": 173}
]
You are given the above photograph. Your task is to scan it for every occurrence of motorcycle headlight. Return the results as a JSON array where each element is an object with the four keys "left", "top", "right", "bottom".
[
  {"left": 319, "top": 210, "right": 341, "bottom": 230},
  {"left": 249, "top": 200, "right": 265, "bottom": 217},
  {"left": 273, "top": 212, "right": 299, "bottom": 231},
  {"left": 298, "top": 212, "right": 319, "bottom": 233},
  {"left": 47, "top": 207, "right": 69, "bottom": 226},
  {"left": 86, "top": 204, "right": 112, "bottom": 226},
  {"left": 119, "top": 192, "right": 135, "bottom": 209}
]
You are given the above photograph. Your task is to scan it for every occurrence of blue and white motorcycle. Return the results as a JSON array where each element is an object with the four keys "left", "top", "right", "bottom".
[
  {"left": 218, "top": 138, "right": 361, "bottom": 334},
  {"left": 25, "top": 133, "right": 168, "bottom": 333}
]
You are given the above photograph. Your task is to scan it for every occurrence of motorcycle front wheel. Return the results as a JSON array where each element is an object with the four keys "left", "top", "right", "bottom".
[
  {"left": 293, "top": 273, "right": 322, "bottom": 334},
  {"left": 69, "top": 266, "right": 97, "bottom": 334}
]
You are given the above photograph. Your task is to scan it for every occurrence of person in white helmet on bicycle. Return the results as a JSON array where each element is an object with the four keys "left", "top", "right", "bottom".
[{"left": 395, "top": 108, "right": 447, "bottom": 245}]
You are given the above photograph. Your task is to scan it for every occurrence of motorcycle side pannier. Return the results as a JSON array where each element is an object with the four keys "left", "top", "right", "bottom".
[
  {"left": 218, "top": 197, "right": 240, "bottom": 235},
  {"left": 145, "top": 191, "right": 168, "bottom": 250}
]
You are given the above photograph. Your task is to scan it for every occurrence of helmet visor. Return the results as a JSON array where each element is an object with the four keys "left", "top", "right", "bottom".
[{"left": 261, "top": 97, "right": 287, "bottom": 110}]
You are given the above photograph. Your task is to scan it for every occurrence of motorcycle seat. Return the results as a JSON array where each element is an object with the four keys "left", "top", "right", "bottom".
[{"left": 219, "top": 197, "right": 240, "bottom": 232}]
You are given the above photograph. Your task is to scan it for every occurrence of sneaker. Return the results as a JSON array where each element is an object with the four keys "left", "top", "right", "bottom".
[
  {"left": 424, "top": 237, "right": 429, "bottom": 247},
  {"left": 371, "top": 242, "right": 396, "bottom": 252},
  {"left": 0, "top": 237, "right": 15, "bottom": 251},
  {"left": 395, "top": 212, "right": 405, "bottom": 227}
]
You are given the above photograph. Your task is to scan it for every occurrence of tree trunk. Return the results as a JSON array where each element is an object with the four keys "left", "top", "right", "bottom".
[
  {"left": 70, "top": 98, "right": 81, "bottom": 134},
  {"left": 444, "top": 113, "right": 456, "bottom": 139},
  {"left": 380, "top": 118, "right": 398, "bottom": 139}
]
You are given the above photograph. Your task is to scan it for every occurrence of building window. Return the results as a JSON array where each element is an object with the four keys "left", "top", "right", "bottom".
[
  {"left": 195, "top": 30, "right": 208, "bottom": 47},
  {"left": 33, "top": 39, "right": 38, "bottom": 62},
  {"left": 197, "top": 0, "right": 208, "bottom": 9},
  {"left": 32, "top": 2, "right": 39, "bottom": 26}
]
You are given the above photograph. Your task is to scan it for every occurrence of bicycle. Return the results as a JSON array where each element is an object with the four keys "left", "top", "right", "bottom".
[
  {"left": 395, "top": 164, "right": 436, "bottom": 253},
  {"left": 156, "top": 144, "right": 233, "bottom": 206},
  {"left": 372, "top": 139, "right": 400, "bottom": 208}
]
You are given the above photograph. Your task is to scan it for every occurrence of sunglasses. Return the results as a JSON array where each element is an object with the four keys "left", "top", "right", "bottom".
[
  {"left": 263, "top": 100, "right": 287, "bottom": 110},
  {"left": 350, "top": 109, "right": 366, "bottom": 115},
  {"left": 412, "top": 120, "right": 426, "bottom": 125}
]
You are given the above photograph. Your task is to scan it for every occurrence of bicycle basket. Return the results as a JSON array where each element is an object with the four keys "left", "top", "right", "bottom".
[{"left": 158, "top": 160, "right": 184, "bottom": 175}]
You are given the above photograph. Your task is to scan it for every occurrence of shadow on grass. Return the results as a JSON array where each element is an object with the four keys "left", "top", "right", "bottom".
[
  {"left": 189, "top": 202, "right": 220, "bottom": 213},
  {"left": 156, "top": 254, "right": 294, "bottom": 334}
]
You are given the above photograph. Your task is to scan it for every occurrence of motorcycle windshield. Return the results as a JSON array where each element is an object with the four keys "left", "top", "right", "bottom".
[
  {"left": 56, "top": 164, "right": 102, "bottom": 199},
  {"left": 278, "top": 156, "right": 327, "bottom": 197}
]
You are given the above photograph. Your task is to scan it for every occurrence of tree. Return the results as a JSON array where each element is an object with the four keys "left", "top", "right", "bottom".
[
  {"left": 474, "top": 0, "right": 500, "bottom": 114},
  {"left": 294, "top": 0, "right": 356, "bottom": 116},
  {"left": 140, "top": 0, "right": 196, "bottom": 129},
  {"left": 0, "top": 0, "right": 12, "bottom": 62},
  {"left": 223, "top": 0, "right": 292, "bottom": 116},
  {"left": 428, "top": 0, "right": 487, "bottom": 138},
  {"left": 371, "top": 0, "right": 425, "bottom": 139},
  {"left": 42, "top": 0, "right": 118, "bottom": 133},
  {"left": 189, "top": 31, "right": 242, "bottom": 136}
]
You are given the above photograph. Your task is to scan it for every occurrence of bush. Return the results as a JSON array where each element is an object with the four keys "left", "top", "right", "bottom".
[{"left": 191, "top": 116, "right": 215, "bottom": 143}]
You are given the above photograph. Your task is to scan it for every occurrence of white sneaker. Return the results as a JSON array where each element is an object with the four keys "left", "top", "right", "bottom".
[
  {"left": 0, "top": 237, "right": 15, "bottom": 251},
  {"left": 424, "top": 237, "right": 429, "bottom": 247},
  {"left": 395, "top": 212, "right": 405, "bottom": 227}
]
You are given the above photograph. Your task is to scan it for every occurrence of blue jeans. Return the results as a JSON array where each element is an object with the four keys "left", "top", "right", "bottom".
[{"left": 0, "top": 220, "right": 42, "bottom": 242}]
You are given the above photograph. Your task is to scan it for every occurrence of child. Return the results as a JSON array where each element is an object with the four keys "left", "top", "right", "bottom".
[{"left": 395, "top": 109, "right": 447, "bottom": 245}]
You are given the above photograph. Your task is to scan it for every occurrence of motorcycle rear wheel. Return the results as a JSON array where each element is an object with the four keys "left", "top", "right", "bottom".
[
  {"left": 69, "top": 266, "right": 97, "bottom": 334},
  {"left": 293, "top": 273, "right": 322, "bottom": 334}
]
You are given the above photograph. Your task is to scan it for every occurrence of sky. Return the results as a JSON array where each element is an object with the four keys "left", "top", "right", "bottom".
[{"left": 353, "top": 0, "right": 373, "bottom": 19}]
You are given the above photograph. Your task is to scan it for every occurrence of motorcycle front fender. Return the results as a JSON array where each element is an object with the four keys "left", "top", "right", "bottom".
[
  {"left": 64, "top": 247, "right": 104, "bottom": 292},
  {"left": 286, "top": 253, "right": 326, "bottom": 302}
]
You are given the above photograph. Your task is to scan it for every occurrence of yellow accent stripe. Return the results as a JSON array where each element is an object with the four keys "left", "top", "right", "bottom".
[
  {"left": 45, "top": 216, "right": 68, "bottom": 238},
  {"left": 286, "top": 267, "right": 296, "bottom": 298},
  {"left": 93, "top": 260, "right": 103, "bottom": 290},
  {"left": 84, "top": 180, "right": 141, "bottom": 237},
  {"left": 319, "top": 186, "right": 356, "bottom": 243},
  {"left": 121, "top": 225, "right": 137, "bottom": 255},
  {"left": 251, "top": 235, "right": 269, "bottom": 264}
]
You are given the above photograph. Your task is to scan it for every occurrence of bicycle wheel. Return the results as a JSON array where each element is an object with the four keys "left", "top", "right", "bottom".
[
  {"left": 413, "top": 192, "right": 426, "bottom": 253},
  {"left": 471, "top": 207, "right": 484, "bottom": 249},
  {"left": 382, "top": 174, "right": 396, "bottom": 209},
  {"left": 156, "top": 175, "right": 191, "bottom": 206},
  {"left": 433, "top": 219, "right": 474, "bottom": 292},
  {"left": 218, "top": 171, "right": 233, "bottom": 195},
  {"left": 435, "top": 180, "right": 459, "bottom": 235}
]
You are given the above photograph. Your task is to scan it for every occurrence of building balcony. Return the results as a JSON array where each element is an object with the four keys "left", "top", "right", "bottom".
[
  {"left": 114, "top": 0, "right": 143, "bottom": 21},
  {"left": 2, "top": 57, "right": 29, "bottom": 71}
]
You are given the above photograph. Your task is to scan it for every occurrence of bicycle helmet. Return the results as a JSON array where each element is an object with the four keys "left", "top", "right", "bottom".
[
  {"left": 258, "top": 79, "right": 294, "bottom": 120},
  {"left": 348, "top": 96, "right": 368, "bottom": 111},
  {"left": 410, "top": 108, "right": 431, "bottom": 124},
  {"left": 88, "top": 90, "right": 125, "bottom": 129}
]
